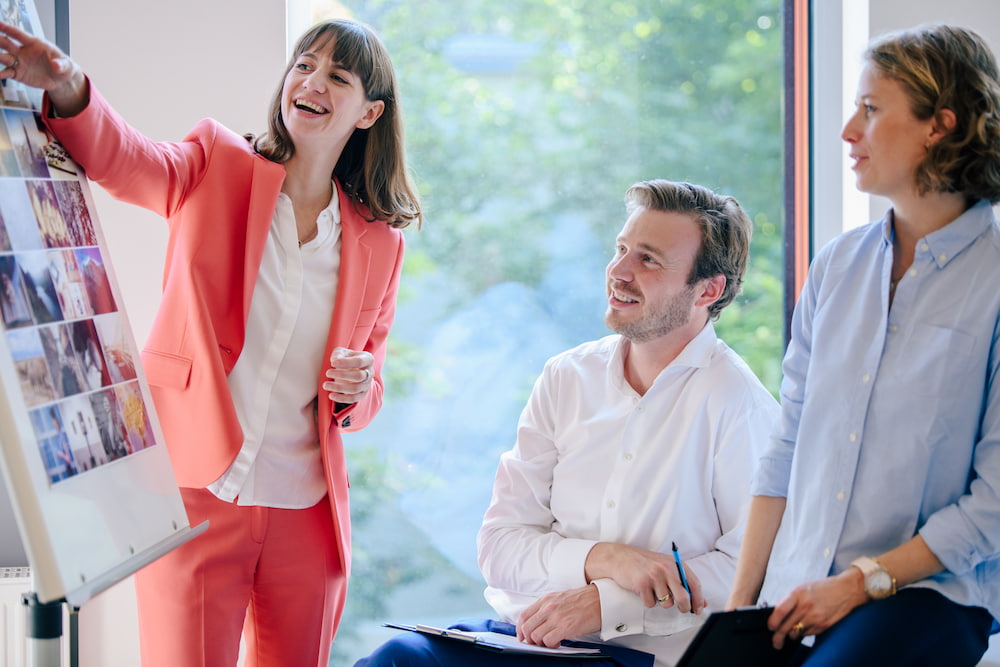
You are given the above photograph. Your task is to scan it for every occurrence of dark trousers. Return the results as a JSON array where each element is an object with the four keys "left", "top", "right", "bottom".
[
  {"left": 353, "top": 619, "right": 653, "bottom": 667},
  {"left": 790, "top": 588, "right": 994, "bottom": 667}
]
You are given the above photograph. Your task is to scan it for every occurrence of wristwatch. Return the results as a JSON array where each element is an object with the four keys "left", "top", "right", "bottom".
[{"left": 851, "top": 556, "right": 897, "bottom": 600}]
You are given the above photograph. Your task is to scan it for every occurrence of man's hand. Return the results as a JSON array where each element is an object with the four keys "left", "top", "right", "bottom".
[
  {"left": 584, "top": 542, "right": 706, "bottom": 613},
  {"left": 516, "top": 584, "right": 602, "bottom": 648}
]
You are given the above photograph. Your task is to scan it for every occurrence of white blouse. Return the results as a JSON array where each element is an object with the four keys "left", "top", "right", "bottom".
[{"left": 208, "top": 186, "right": 340, "bottom": 508}]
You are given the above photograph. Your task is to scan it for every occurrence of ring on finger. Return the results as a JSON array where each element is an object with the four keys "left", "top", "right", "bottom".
[
  {"left": 10, "top": 54, "right": 18, "bottom": 75},
  {"left": 792, "top": 621, "right": 806, "bottom": 636},
  {"left": 657, "top": 593, "right": 670, "bottom": 603}
]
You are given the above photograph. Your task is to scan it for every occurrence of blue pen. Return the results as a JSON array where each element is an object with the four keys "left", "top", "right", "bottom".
[{"left": 672, "top": 541, "right": 693, "bottom": 613}]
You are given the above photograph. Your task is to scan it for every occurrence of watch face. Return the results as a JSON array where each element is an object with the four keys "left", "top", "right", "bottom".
[
  {"left": 868, "top": 570, "right": 893, "bottom": 597},
  {"left": 871, "top": 571, "right": 891, "bottom": 590}
]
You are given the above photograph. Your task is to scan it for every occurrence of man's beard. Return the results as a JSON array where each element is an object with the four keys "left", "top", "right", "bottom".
[{"left": 605, "top": 283, "right": 697, "bottom": 343}]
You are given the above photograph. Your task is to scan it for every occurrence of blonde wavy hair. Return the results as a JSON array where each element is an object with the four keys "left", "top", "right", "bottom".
[{"left": 866, "top": 24, "right": 1000, "bottom": 203}]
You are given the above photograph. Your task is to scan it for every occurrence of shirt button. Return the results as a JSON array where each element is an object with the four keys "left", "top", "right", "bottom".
[
  {"left": 836, "top": 490, "right": 846, "bottom": 501},
  {"left": 849, "top": 432, "right": 858, "bottom": 442},
  {"left": 938, "top": 254, "right": 947, "bottom": 263},
  {"left": 616, "top": 623, "right": 628, "bottom": 633},
  {"left": 636, "top": 405, "right": 644, "bottom": 413},
  {"left": 823, "top": 547, "right": 831, "bottom": 558},
  {"left": 607, "top": 501, "right": 616, "bottom": 509},
  {"left": 623, "top": 453, "right": 633, "bottom": 462},
  {"left": 909, "top": 268, "right": 917, "bottom": 277},
  {"left": 890, "top": 325, "right": 899, "bottom": 333},
  {"left": 920, "top": 243, "right": 929, "bottom": 251},
  {"left": 862, "top": 374, "right": 871, "bottom": 384}
]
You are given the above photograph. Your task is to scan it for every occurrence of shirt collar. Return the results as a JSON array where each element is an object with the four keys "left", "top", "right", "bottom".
[
  {"left": 667, "top": 319, "right": 718, "bottom": 371},
  {"left": 276, "top": 180, "right": 341, "bottom": 225},
  {"left": 881, "top": 199, "right": 995, "bottom": 270},
  {"left": 611, "top": 320, "right": 718, "bottom": 392}
]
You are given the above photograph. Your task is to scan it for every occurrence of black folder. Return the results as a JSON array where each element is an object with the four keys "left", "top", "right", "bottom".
[{"left": 676, "top": 607, "right": 800, "bottom": 667}]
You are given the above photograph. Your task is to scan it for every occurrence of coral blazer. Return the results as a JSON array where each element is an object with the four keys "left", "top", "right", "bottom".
[{"left": 44, "top": 84, "right": 405, "bottom": 576}]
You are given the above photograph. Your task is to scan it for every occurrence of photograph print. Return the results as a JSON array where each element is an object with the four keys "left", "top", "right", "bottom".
[
  {"left": 4, "top": 107, "right": 50, "bottom": 177},
  {"left": 0, "top": 178, "right": 44, "bottom": 251},
  {"left": 92, "top": 313, "right": 136, "bottom": 384},
  {"left": 29, "top": 403, "right": 79, "bottom": 483},
  {"left": 7, "top": 326, "right": 56, "bottom": 406},
  {"left": 14, "top": 250, "right": 63, "bottom": 324},
  {"left": 0, "top": 253, "right": 32, "bottom": 328}
]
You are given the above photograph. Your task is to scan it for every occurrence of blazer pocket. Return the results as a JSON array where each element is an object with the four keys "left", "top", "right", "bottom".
[{"left": 140, "top": 349, "right": 193, "bottom": 390}]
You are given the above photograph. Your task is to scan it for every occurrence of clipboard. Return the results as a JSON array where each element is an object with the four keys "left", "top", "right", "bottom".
[
  {"left": 383, "top": 622, "right": 606, "bottom": 658},
  {"left": 676, "top": 607, "right": 800, "bottom": 667}
]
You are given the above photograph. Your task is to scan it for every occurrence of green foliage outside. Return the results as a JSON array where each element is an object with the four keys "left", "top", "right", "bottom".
[
  {"left": 326, "top": 0, "right": 784, "bottom": 662},
  {"left": 364, "top": 0, "right": 785, "bottom": 391}
]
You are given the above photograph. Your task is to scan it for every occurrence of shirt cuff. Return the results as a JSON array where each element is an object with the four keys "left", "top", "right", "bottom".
[
  {"left": 592, "top": 578, "right": 644, "bottom": 639},
  {"left": 548, "top": 538, "right": 599, "bottom": 591}
]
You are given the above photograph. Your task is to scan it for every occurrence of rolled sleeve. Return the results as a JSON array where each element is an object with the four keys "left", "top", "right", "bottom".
[
  {"left": 751, "top": 454, "right": 792, "bottom": 497},
  {"left": 920, "top": 436, "right": 1000, "bottom": 575}
]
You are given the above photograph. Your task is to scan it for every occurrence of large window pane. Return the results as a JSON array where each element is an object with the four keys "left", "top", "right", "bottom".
[{"left": 311, "top": 1, "right": 784, "bottom": 663}]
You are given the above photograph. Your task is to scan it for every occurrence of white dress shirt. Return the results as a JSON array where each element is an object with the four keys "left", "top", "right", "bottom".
[
  {"left": 478, "top": 322, "right": 779, "bottom": 666},
  {"left": 208, "top": 186, "right": 340, "bottom": 508}
]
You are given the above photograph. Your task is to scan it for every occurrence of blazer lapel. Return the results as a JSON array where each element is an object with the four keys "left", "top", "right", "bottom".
[
  {"left": 329, "top": 191, "right": 372, "bottom": 345},
  {"left": 242, "top": 156, "right": 285, "bottom": 321}
]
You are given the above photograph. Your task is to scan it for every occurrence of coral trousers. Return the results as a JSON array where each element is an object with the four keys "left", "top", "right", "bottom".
[{"left": 134, "top": 487, "right": 345, "bottom": 667}]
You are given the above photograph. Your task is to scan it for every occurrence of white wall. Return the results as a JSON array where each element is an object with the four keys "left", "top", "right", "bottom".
[
  {"left": 813, "top": 0, "right": 1000, "bottom": 251},
  {"left": 60, "top": 1, "right": 287, "bottom": 664}
]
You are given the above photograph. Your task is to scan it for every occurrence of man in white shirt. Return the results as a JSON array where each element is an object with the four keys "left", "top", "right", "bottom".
[{"left": 356, "top": 180, "right": 778, "bottom": 667}]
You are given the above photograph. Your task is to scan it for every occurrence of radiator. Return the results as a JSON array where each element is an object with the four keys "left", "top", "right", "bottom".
[
  {"left": 0, "top": 568, "right": 68, "bottom": 667},
  {"left": 0, "top": 567, "right": 30, "bottom": 667}
]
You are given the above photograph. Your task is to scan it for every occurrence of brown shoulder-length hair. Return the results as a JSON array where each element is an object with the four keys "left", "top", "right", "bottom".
[
  {"left": 865, "top": 24, "right": 1000, "bottom": 204},
  {"left": 249, "top": 19, "right": 422, "bottom": 228}
]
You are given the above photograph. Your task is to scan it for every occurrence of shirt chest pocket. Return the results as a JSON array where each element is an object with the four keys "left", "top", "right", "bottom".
[{"left": 894, "top": 324, "right": 975, "bottom": 399}]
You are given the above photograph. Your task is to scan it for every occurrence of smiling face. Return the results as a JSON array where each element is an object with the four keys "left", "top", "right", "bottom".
[
  {"left": 841, "top": 64, "right": 941, "bottom": 202},
  {"left": 604, "top": 208, "right": 705, "bottom": 344},
  {"left": 279, "top": 36, "right": 385, "bottom": 157}
]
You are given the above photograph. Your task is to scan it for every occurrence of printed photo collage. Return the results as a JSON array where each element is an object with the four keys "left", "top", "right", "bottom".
[{"left": 0, "top": 0, "right": 157, "bottom": 485}]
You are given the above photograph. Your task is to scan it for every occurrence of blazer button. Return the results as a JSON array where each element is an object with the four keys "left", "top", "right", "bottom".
[{"left": 342, "top": 416, "right": 351, "bottom": 428}]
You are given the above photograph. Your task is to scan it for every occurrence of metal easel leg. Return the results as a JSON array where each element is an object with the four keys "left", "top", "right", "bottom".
[
  {"left": 68, "top": 606, "right": 80, "bottom": 667},
  {"left": 22, "top": 592, "right": 63, "bottom": 667}
]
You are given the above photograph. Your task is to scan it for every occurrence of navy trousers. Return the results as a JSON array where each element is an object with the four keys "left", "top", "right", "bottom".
[
  {"left": 789, "top": 588, "right": 994, "bottom": 667},
  {"left": 353, "top": 619, "right": 654, "bottom": 667}
]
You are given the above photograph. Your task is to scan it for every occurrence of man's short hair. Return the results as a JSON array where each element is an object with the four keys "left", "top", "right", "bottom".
[{"left": 625, "top": 180, "right": 752, "bottom": 320}]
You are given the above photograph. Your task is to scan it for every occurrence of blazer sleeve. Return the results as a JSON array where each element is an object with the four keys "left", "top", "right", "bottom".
[
  {"left": 333, "top": 227, "right": 405, "bottom": 434},
  {"left": 43, "top": 80, "right": 211, "bottom": 220}
]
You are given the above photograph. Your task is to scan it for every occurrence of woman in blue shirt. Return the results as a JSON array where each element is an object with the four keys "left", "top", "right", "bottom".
[{"left": 728, "top": 24, "right": 1000, "bottom": 667}]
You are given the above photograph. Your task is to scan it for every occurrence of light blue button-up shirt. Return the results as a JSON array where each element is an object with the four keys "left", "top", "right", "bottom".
[{"left": 754, "top": 200, "right": 1000, "bottom": 620}]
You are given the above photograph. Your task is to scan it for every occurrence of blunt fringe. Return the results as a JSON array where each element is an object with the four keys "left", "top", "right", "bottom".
[{"left": 625, "top": 180, "right": 752, "bottom": 320}]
